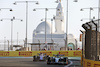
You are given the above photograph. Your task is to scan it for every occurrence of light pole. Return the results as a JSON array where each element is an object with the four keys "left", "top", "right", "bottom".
[
  {"left": 81, "top": 7, "right": 100, "bottom": 23},
  {"left": 41, "top": 18, "right": 54, "bottom": 43},
  {"left": 33, "top": 8, "right": 56, "bottom": 50},
  {"left": 0, "top": 17, "right": 23, "bottom": 51},
  {"left": 13, "top": 1, "right": 39, "bottom": 50},
  {"left": 80, "top": 7, "right": 100, "bottom": 21},
  {"left": 98, "top": 0, "right": 100, "bottom": 59},
  {"left": 55, "top": 0, "right": 78, "bottom": 50},
  {"left": 80, "top": 7, "right": 93, "bottom": 20},
  {"left": 4, "top": 37, "right": 6, "bottom": 51},
  {"left": 0, "top": 8, "right": 12, "bottom": 50},
  {"left": 41, "top": 18, "right": 54, "bottom": 50},
  {"left": 33, "top": 8, "right": 48, "bottom": 49},
  {"left": 17, "top": 32, "right": 18, "bottom": 45},
  {"left": 65, "top": 0, "right": 78, "bottom": 50},
  {"left": 51, "top": 19, "right": 53, "bottom": 42},
  {"left": 75, "top": 39, "right": 77, "bottom": 50},
  {"left": 7, "top": 40, "right": 9, "bottom": 51},
  {"left": 80, "top": 30, "right": 84, "bottom": 65},
  {"left": 23, "top": 40, "right": 25, "bottom": 48}
]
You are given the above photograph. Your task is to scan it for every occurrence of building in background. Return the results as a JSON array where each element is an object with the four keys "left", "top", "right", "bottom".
[{"left": 32, "top": 1, "right": 78, "bottom": 51}]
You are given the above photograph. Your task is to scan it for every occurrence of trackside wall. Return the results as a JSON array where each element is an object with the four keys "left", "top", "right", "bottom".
[{"left": 0, "top": 50, "right": 81, "bottom": 57}]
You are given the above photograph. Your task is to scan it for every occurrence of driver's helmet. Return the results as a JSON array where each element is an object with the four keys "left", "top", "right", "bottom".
[{"left": 56, "top": 53, "right": 59, "bottom": 57}]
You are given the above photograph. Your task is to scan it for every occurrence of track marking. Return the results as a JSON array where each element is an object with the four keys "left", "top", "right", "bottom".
[{"left": 64, "top": 60, "right": 73, "bottom": 67}]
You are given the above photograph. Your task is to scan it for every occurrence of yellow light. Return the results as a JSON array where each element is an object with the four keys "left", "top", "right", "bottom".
[{"left": 80, "top": 34, "right": 82, "bottom": 41}]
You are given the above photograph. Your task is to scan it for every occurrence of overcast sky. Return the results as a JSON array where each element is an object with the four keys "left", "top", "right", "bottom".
[{"left": 0, "top": 0, "right": 98, "bottom": 41}]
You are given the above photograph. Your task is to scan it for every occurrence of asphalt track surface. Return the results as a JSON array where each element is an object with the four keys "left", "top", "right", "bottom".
[
  {"left": 0, "top": 57, "right": 82, "bottom": 67},
  {"left": 0, "top": 57, "right": 65, "bottom": 67}
]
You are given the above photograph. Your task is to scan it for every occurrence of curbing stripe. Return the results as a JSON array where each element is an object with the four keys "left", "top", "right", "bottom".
[{"left": 64, "top": 60, "right": 73, "bottom": 67}]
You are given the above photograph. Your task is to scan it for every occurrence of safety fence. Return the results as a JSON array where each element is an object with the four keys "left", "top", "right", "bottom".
[
  {"left": 0, "top": 50, "right": 81, "bottom": 57},
  {"left": 83, "top": 58, "right": 100, "bottom": 67}
]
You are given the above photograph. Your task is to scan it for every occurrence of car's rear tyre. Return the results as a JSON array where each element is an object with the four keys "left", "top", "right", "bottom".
[
  {"left": 63, "top": 58, "right": 66, "bottom": 62},
  {"left": 48, "top": 57, "right": 50, "bottom": 61},
  {"left": 52, "top": 58, "right": 55, "bottom": 62},
  {"left": 47, "top": 62, "right": 51, "bottom": 65},
  {"left": 33, "top": 56, "right": 36, "bottom": 61}
]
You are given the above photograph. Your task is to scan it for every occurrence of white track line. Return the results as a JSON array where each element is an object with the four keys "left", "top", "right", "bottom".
[{"left": 64, "top": 60, "right": 73, "bottom": 67}]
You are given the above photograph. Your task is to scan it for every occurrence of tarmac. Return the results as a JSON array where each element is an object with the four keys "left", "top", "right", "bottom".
[
  {"left": 0, "top": 57, "right": 65, "bottom": 67},
  {"left": 0, "top": 57, "right": 82, "bottom": 67}
]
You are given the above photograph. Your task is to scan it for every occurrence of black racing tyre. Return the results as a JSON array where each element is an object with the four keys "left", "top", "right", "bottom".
[
  {"left": 47, "top": 57, "right": 51, "bottom": 63},
  {"left": 63, "top": 58, "right": 66, "bottom": 62},
  {"left": 53, "top": 58, "right": 55, "bottom": 62},
  {"left": 33, "top": 56, "right": 36, "bottom": 61},
  {"left": 47, "top": 62, "right": 50, "bottom": 65},
  {"left": 48, "top": 57, "right": 50, "bottom": 61}
]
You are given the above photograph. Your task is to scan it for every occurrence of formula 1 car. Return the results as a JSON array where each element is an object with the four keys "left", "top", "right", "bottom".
[
  {"left": 47, "top": 54, "right": 69, "bottom": 65},
  {"left": 33, "top": 53, "right": 49, "bottom": 61}
]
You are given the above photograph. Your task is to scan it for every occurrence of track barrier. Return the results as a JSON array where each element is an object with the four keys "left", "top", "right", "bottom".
[
  {"left": 0, "top": 50, "right": 82, "bottom": 57},
  {"left": 83, "top": 58, "right": 100, "bottom": 67}
]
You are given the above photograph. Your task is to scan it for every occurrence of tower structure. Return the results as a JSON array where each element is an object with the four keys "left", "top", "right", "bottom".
[{"left": 55, "top": 0, "right": 64, "bottom": 34}]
